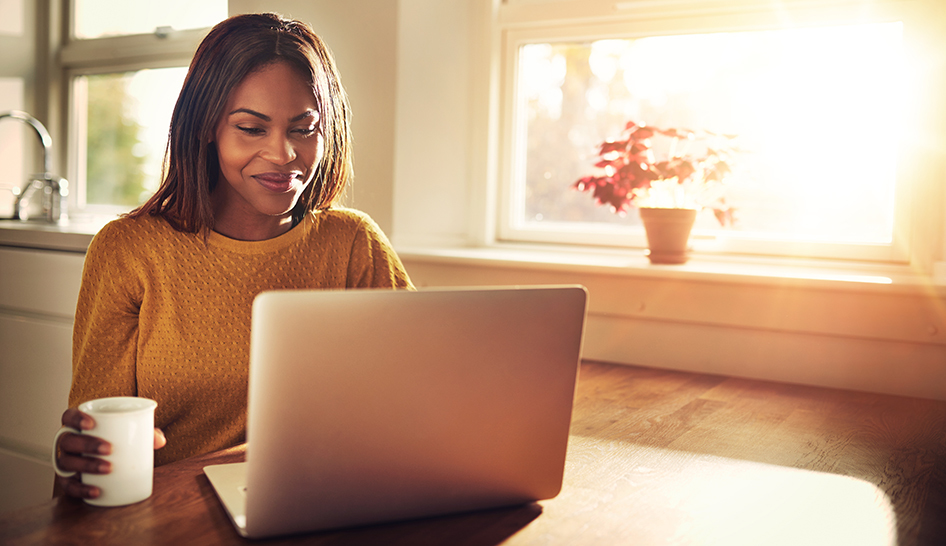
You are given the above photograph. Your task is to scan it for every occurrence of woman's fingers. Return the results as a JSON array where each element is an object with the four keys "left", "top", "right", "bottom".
[
  {"left": 61, "top": 407, "right": 94, "bottom": 431},
  {"left": 55, "top": 407, "right": 112, "bottom": 500},
  {"left": 57, "top": 429, "right": 110, "bottom": 459},
  {"left": 55, "top": 407, "right": 111, "bottom": 482},
  {"left": 56, "top": 474, "right": 101, "bottom": 499},
  {"left": 154, "top": 428, "right": 167, "bottom": 450},
  {"left": 57, "top": 451, "right": 111, "bottom": 475}
]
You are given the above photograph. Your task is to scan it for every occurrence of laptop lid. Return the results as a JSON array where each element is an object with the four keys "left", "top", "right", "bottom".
[{"left": 214, "top": 285, "right": 587, "bottom": 539}]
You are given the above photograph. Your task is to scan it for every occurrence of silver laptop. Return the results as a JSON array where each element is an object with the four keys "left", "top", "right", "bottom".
[{"left": 204, "top": 285, "right": 587, "bottom": 539}]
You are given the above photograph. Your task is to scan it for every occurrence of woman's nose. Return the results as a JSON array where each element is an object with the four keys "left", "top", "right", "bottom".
[{"left": 261, "top": 134, "right": 296, "bottom": 165}]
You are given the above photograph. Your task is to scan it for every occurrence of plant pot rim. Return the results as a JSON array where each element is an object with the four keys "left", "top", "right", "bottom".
[
  {"left": 637, "top": 207, "right": 699, "bottom": 220},
  {"left": 637, "top": 206, "right": 698, "bottom": 212}
]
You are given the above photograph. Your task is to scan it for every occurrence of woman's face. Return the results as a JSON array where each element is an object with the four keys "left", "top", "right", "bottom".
[{"left": 212, "top": 61, "right": 324, "bottom": 239}]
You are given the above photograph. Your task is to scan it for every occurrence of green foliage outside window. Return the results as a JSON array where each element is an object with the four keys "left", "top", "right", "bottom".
[{"left": 85, "top": 74, "right": 149, "bottom": 207}]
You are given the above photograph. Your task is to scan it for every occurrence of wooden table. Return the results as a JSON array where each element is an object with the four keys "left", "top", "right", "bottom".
[{"left": 2, "top": 361, "right": 945, "bottom": 545}]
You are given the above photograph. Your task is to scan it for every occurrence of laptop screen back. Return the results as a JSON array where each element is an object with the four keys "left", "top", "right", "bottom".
[{"left": 243, "top": 286, "right": 587, "bottom": 537}]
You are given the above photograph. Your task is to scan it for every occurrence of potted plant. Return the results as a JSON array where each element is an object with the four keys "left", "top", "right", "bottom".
[{"left": 573, "top": 122, "right": 738, "bottom": 264}]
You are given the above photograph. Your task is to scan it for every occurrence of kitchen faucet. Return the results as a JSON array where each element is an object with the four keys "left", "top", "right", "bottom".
[{"left": 0, "top": 110, "right": 68, "bottom": 222}]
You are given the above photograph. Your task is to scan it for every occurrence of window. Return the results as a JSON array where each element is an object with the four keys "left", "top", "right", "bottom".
[
  {"left": 496, "top": 0, "right": 931, "bottom": 263},
  {"left": 73, "top": 1, "right": 224, "bottom": 39},
  {"left": 62, "top": 0, "right": 227, "bottom": 214}
]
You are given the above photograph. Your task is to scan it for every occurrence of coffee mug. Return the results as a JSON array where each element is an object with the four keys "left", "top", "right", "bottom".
[{"left": 53, "top": 396, "right": 158, "bottom": 507}]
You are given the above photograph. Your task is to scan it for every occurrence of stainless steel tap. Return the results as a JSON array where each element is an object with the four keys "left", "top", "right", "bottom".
[{"left": 0, "top": 110, "right": 68, "bottom": 222}]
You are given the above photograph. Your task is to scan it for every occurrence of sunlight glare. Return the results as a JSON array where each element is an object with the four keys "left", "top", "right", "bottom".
[
  {"left": 557, "top": 440, "right": 898, "bottom": 546},
  {"left": 516, "top": 21, "right": 910, "bottom": 245}
]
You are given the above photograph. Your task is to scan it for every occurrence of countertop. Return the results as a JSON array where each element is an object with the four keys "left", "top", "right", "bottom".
[{"left": 0, "top": 217, "right": 114, "bottom": 252}]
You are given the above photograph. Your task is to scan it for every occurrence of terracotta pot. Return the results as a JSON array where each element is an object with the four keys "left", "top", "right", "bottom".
[{"left": 638, "top": 207, "right": 698, "bottom": 264}]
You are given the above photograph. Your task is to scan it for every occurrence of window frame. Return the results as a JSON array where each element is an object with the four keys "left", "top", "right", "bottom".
[
  {"left": 493, "top": 0, "right": 928, "bottom": 264},
  {"left": 57, "top": 2, "right": 215, "bottom": 216}
]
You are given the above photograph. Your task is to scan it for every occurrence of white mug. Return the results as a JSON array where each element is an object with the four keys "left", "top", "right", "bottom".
[{"left": 53, "top": 397, "right": 158, "bottom": 507}]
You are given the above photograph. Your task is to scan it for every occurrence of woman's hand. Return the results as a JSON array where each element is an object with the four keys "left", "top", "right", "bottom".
[{"left": 54, "top": 407, "right": 167, "bottom": 499}]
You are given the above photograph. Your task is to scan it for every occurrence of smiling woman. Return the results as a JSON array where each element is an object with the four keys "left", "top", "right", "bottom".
[
  {"left": 128, "top": 13, "right": 353, "bottom": 236},
  {"left": 53, "top": 13, "right": 413, "bottom": 503},
  {"left": 211, "top": 62, "right": 325, "bottom": 241}
]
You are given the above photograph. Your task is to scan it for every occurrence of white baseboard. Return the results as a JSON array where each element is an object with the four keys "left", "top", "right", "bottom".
[{"left": 583, "top": 314, "right": 946, "bottom": 401}]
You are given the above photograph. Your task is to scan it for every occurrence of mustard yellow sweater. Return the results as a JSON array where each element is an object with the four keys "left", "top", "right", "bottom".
[{"left": 70, "top": 208, "right": 412, "bottom": 466}]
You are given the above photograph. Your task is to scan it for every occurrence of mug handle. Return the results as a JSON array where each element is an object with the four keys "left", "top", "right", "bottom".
[{"left": 52, "top": 426, "right": 81, "bottom": 478}]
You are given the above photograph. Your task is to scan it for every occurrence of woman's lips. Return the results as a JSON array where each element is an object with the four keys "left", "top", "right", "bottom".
[{"left": 253, "top": 172, "right": 300, "bottom": 193}]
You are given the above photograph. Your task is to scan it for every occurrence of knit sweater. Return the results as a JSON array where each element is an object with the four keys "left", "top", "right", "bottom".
[{"left": 70, "top": 208, "right": 413, "bottom": 466}]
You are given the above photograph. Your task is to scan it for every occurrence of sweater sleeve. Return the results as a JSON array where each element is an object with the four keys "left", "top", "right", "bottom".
[
  {"left": 69, "top": 221, "right": 143, "bottom": 407},
  {"left": 346, "top": 214, "right": 414, "bottom": 289}
]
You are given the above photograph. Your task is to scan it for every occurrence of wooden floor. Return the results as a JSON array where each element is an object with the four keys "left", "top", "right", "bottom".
[{"left": 573, "top": 361, "right": 946, "bottom": 546}]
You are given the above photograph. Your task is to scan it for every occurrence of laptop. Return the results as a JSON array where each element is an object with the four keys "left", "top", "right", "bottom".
[{"left": 204, "top": 285, "right": 588, "bottom": 539}]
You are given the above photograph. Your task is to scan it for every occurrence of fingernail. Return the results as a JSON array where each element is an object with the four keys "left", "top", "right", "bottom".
[
  {"left": 87, "top": 487, "right": 101, "bottom": 499},
  {"left": 97, "top": 443, "right": 111, "bottom": 455},
  {"left": 97, "top": 461, "right": 111, "bottom": 473},
  {"left": 80, "top": 417, "right": 94, "bottom": 430}
]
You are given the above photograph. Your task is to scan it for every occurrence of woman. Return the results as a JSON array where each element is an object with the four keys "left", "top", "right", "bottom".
[{"left": 54, "top": 13, "right": 412, "bottom": 500}]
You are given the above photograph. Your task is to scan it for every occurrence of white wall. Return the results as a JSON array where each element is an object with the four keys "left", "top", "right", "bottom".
[{"left": 393, "top": 0, "right": 476, "bottom": 247}]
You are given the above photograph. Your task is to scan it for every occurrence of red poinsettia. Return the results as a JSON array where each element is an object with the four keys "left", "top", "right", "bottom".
[{"left": 574, "top": 122, "right": 738, "bottom": 226}]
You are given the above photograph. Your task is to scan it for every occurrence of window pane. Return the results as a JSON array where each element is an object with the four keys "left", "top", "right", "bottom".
[
  {"left": 78, "top": 68, "right": 186, "bottom": 207},
  {"left": 74, "top": 0, "right": 227, "bottom": 39},
  {"left": 514, "top": 23, "right": 905, "bottom": 245}
]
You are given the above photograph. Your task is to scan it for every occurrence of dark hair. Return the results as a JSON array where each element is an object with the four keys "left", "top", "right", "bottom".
[{"left": 129, "top": 13, "right": 353, "bottom": 232}]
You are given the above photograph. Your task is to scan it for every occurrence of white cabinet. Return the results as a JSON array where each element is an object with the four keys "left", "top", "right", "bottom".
[{"left": 0, "top": 246, "right": 84, "bottom": 514}]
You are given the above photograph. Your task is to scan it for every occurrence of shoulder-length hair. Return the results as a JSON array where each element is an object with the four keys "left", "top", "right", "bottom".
[{"left": 128, "top": 13, "right": 352, "bottom": 232}]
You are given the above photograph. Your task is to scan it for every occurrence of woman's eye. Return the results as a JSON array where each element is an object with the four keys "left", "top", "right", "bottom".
[
  {"left": 237, "top": 126, "right": 265, "bottom": 136},
  {"left": 293, "top": 126, "right": 318, "bottom": 136}
]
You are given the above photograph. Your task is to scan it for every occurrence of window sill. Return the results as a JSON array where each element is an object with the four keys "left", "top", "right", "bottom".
[
  {"left": 0, "top": 216, "right": 113, "bottom": 252},
  {"left": 397, "top": 242, "right": 946, "bottom": 402},
  {"left": 397, "top": 243, "right": 946, "bottom": 297}
]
